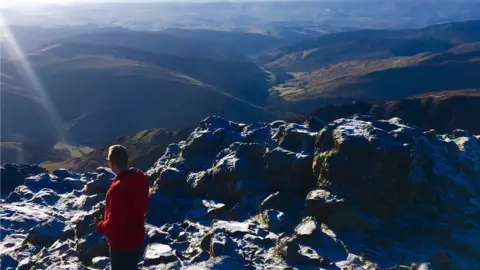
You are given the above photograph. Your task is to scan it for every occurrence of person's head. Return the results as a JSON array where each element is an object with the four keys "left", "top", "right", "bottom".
[{"left": 107, "top": 145, "right": 129, "bottom": 174}]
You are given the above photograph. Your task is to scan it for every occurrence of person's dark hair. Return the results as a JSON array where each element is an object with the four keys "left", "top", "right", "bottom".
[{"left": 107, "top": 145, "right": 129, "bottom": 169}]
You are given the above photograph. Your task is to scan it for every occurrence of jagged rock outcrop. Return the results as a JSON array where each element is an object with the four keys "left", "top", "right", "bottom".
[
  {"left": 1, "top": 164, "right": 48, "bottom": 197},
  {"left": 1, "top": 115, "right": 479, "bottom": 269}
]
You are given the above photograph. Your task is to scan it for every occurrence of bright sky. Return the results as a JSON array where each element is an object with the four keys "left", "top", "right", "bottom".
[
  {"left": 2, "top": 0, "right": 228, "bottom": 3},
  {"left": 1, "top": 0, "right": 246, "bottom": 8},
  {"left": 0, "top": 0, "right": 172, "bottom": 8}
]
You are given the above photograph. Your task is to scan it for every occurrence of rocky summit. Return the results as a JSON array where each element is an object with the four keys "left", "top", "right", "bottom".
[{"left": 2, "top": 115, "right": 480, "bottom": 269}]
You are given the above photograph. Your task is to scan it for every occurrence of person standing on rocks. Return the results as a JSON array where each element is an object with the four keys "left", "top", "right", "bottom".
[{"left": 97, "top": 145, "right": 150, "bottom": 270}]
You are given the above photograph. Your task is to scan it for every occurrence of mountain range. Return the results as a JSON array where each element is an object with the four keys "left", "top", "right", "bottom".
[
  {"left": 3, "top": 18, "right": 480, "bottom": 165},
  {"left": 264, "top": 20, "right": 480, "bottom": 111},
  {"left": 5, "top": 1, "right": 480, "bottom": 32}
]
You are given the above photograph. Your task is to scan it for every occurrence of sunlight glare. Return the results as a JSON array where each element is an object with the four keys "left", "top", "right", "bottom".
[{"left": 0, "top": 14, "right": 67, "bottom": 145}]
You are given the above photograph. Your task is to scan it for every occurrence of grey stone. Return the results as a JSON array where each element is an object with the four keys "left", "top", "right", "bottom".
[
  {"left": 262, "top": 209, "right": 286, "bottom": 233},
  {"left": 185, "top": 256, "right": 244, "bottom": 270},
  {"left": 84, "top": 175, "right": 111, "bottom": 195},
  {"left": 144, "top": 243, "right": 177, "bottom": 266},
  {"left": 92, "top": 256, "right": 110, "bottom": 268},
  {"left": 26, "top": 218, "right": 65, "bottom": 246},
  {"left": 53, "top": 169, "right": 80, "bottom": 180},
  {"left": 76, "top": 232, "right": 109, "bottom": 265},
  {"left": 16, "top": 257, "right": 33, "bottom": 270},
  {"left": 260, "top": 192, "right": 281, "bottom": 211},
  {"left": 294, "top": 217, "right": 317, "bottom": 238}
]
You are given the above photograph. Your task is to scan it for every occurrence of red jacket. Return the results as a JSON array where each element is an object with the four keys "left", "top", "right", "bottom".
[{"left": 97, "top": 169, "right": 149, "bottom": 250}]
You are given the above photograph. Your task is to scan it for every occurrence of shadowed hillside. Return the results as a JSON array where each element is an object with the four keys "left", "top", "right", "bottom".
[
  {"left": 2, "top": 41, "right": 274, "bottom": 148},
  {"left": 49, "top": 30, "right": 248, "bottom": 62},
  {"left": 42, "top": 128, "right": 191, "bottom": 173}
]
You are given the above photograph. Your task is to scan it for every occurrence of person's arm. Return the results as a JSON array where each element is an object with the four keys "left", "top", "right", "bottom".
[{"left": 97, "top": 185, "right": 128, "bottom": 235}]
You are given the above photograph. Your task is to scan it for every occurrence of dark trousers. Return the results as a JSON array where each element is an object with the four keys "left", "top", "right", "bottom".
[{"left": 110, "top": 247, "right": 142, "bottom": 270}]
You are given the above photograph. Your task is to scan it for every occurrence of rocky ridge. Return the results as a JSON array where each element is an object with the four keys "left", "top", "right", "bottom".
[{"left": 1, "top": 115, "right": 479, "bottom": 269}]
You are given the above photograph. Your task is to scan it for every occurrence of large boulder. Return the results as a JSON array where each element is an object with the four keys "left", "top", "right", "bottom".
[
  {"left": 61, "top": 177, "right": 86, "bottom": 192},
  {"left": 4, "top": 185, "right": 35, "bottom": 203},
  {"left": 276, "top": 124, "right": 317, "bottom": 154},
  {"left": 26, "top": 218, "right": 65, "bottom": 247},
  {"left": 303, "top": 116, "right": 326, "bottom": 132},
  {"left": 24, "top": 173, "right": 53, "bottom": 190},
  {"left": 313, "top": 117, "right": 417, "bottom": 217},
  {"left": 53, "top": 169, "right": 80, "bottom": 180},
  {"left": 1, "top": 164, "right": 48, "bottom": 195},
  {"left": 16, "top": 164, "right": 49, "bottom": 176},
  {"left": 155, "top": 167, "right": 188, "bottom": 190},
  {"left": 310, "top": 116, "right": 480, "bottom": 268},
  {"left": 264, "top": 147, "right": 314, "bottom": 192},
  {"left": 293, "top": 217, "right": 347, "bottom": 262},
  {"left": 180, "top": 124, "right": 228, "bottom": 171},
  {"left": 84, "top": 171, "right": 114, "bottom": 195},
  {"left": 28, "top": 189, "right": 60, "bottom": 206},
  {"left": 146, "top": 192, "right": 176, "bottom": 226},
  {"left": 208, "top": 143, "right": 267, "bottom": 200},
  {"left": 76, "top": 232, "right": 109, "bottom": 265},
  {"left": 72, "top": 203, "right": 105, "bottom": 239},
  {"left": 305, "top": 189, "right": 377, "bottom": 232},
  {"left": 1, "top": 164, "right": 26, "bottom": 195}
]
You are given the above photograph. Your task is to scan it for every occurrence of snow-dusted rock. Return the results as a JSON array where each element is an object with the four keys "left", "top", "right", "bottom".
[
  {"left": 2, "top": 115, "right": 480, "bottom": 269},
  {"left": 53, "top": 169, "right": 80, "bottom": 180},
  {"left": 144, "top": 243, "right": 177, "bottom": 266}
]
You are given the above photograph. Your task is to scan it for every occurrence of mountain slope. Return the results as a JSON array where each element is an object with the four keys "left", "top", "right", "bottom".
[
  {"left": 270, "top": 49, "right": 480, "bottom": 111},
  {"left": 160, "top": 28, "right": 285, "bottom": 57},
  {"left": 264, "top": 20, "right": 480, "bottom": 72},
  {"left": 36, "top": 42, "right": 271, "bottom": 105},
  {"left": 2, "top": 42, "right": 274, "bottom": 147},
  {"left": 42, "top": 128, "right": 191, "bottom": 173},
  {"left": 49, "top": 30, "right": 248, "bottom": 62}
]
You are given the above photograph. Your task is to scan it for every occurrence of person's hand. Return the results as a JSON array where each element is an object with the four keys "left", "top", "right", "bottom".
[{"left": 91, "top": 213, "right": 104, "bottom": 226}]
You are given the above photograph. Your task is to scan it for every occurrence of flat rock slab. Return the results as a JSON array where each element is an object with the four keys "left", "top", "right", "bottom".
[
  {"left": 144, "top": 243, "right": 177, "bottom": 266},
  {"left": 212, "top": 220, "right": 252, "bottom": 235},
  {"left": 295, "top": 217, "right": 317, "bottom": 237}
]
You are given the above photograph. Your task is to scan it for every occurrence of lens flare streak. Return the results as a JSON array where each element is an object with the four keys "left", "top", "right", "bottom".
[{"left": 0, "top": 14, "right": 66, "bottom": 143}]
